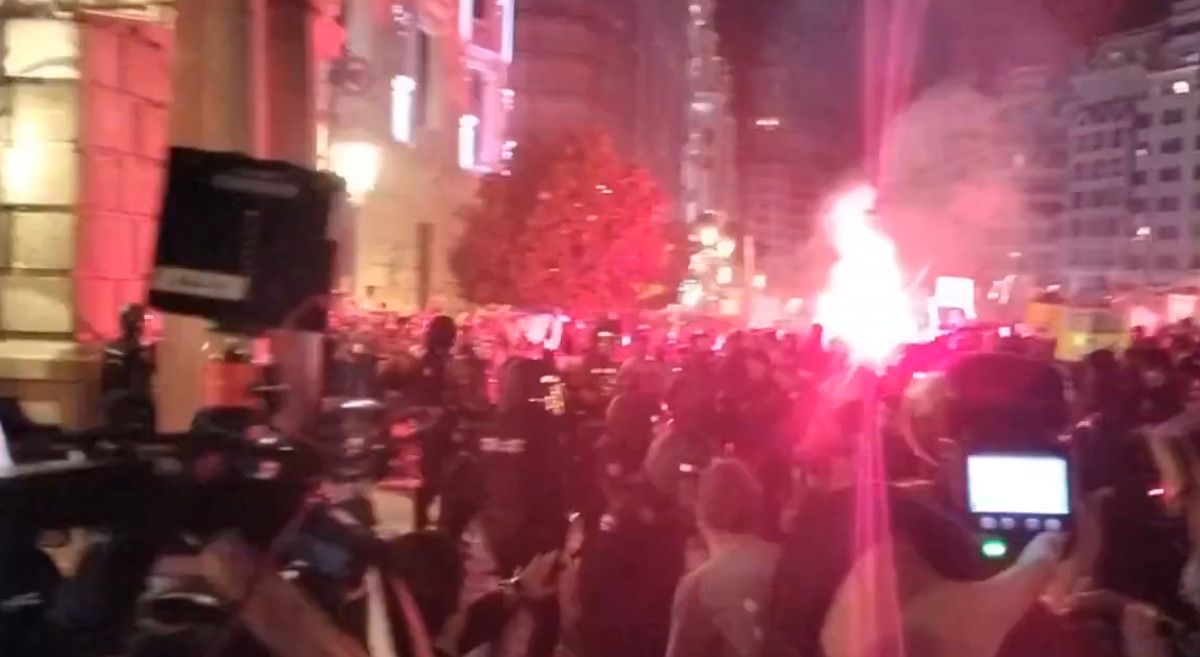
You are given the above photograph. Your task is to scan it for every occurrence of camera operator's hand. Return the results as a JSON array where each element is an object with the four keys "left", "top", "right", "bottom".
[
  {"left": 513, "top": 550, "right": 561, "bottom": 601},
  {"left": 1017, "top": 531, "right": 1069, "bottom": 570},
  {"left": 1122, "top": 602, "right": 1172, "bottom": 657}
]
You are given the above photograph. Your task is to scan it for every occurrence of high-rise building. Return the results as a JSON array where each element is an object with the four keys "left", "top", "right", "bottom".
[
  {"left": 1063, "top": 27, "right": 1159, "bottom": 293},
  {"left": 680, "top": 0, "right": 736, "bottom": 226},
  {"left": 997, "top": 66, "right": 1069, "bottom": 289},
  {"left": 506, "top": 0, "right": 636, "bottom": 153},
  {"left": 507, "top": 0, "right": 689, "bottom": 205},
  {"left": 738, "top": 51, "right": 806, "bottom": 291},
  {"left": 1129, "top": 1, "right": 1200, "bottom": 289},
  {"left": 633, "top": 0, "right": 689, "bottom": 205}
]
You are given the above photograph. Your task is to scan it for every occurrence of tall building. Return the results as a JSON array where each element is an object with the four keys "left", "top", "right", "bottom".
[
  {"left": 632, "top": 0, "right": 689, "bottom": 205},
  {"left": 997, "top": 66, "right": 1069, "bottom": 289},
  {"left": 680, "top": 0, "right": 736, "bottom": 226},
  {"left": 739, "top": 51, "right": 806, "bottom": 291},
  {"left": 1130, "top": 1, "right": 1200, "bottom": 289},
  {"left": 340, "top": 0, "right": 514, "bottom": 310},
  {"left": 1063, "top": 27, "right": 1159, "bottom": 293},
  {"left": 507, "top": 0, "right": 635, "bottom": 152}
]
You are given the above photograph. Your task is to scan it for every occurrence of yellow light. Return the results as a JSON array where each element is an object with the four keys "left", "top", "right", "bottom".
[
  {"left": 716, "top": 265, "right": 733, "bottom": 285},
  {"left": 329, "top": 141, "right": 381, "bottom": 201},
  {"left": 753, "top": 273, "right": 767, "bottom": 289},
  {"left": 4, "top": 121, "right": 41, "bottom": 198},
  {"left": 716, "top": 238, "right": 736, "bottom": 258},
  {"left": 698, "top": 225, "right": 720, "bottom": 247}
]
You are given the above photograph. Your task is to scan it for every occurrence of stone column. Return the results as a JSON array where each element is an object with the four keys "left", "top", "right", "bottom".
[{"left": 157, "top": 0, "right": 255, "bottom": 431}]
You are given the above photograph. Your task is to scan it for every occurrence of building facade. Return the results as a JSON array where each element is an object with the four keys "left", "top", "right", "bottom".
[
  {"left": 0, "top": 0, "right": 318, "bottom": 428},
  {"left": 997, "top": 66, "right": 1069, "bottom": 289},
  {"left": 680, "top": 0, "right": 737, "bottom": 227},
  {"left": 1063, "top": 28, "right": 1159, "bottom": 293},
  {"left": 738, "top": 53, "right": 806, "bottom": 291},
  {"left": 0, "top": 2, "right": 172, "bottom": 425},
  {"left": 338, "top": 0, "right": 514, "bottom": 310},
  {"left": 506, "top": 0, "right": 635, "bottom": 152}
]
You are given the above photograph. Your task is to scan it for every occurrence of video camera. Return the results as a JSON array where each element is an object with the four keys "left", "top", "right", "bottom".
[
  {"left": 0, "top": 416, "right": 319, "bottom": 544},
  {"left": 942, "top": 353, "right": 1075, "bottom": 561}
]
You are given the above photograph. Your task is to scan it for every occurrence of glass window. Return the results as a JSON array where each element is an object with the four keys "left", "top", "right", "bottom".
[
  {"left": 1163, "top": 137, "right": 1184, "bottom": 153},
  {"left": 1072, "top": 192, "right": 1082, "bottom": 208},
  {"left": 1133, "top": 170, "right": 1147, "bottom": 185},
  {"left": 3, "top": 19, "right": 78, "bottom": 79},
  {"left": 1161, "top": 167, "right": 1183, "bottom": 182},
  {"left": 1159, "top": 225, "right": 1181, "bottom": 240},
  {"left": 1136, "top": 113, "right": 1152, "bottom": 128},
  {"left": 1163, "top": 108, "right": 1185, "bottom": 124},
  {"left": 1160, "top": 196, "right": 1181, "bottom": 211},
  {"left": 1129, "top": 197, "right": 1146, "bottom": 212},
  {"left": 1157, "top": 255, "right": 1179, "bottom": 270}
]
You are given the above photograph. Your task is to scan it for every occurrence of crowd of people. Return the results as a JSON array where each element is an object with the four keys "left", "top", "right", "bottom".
[{"left": 309, "top": 302, "right": 1200, "bottom": 657}]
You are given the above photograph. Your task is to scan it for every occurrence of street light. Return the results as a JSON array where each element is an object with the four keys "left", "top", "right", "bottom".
[
  {"left": 698, "top": 225, "right": 720, "bottom": 248},
  {"left": 715, "top": 238, "right": 736, "bottom": 259},
  {"left": 716, "top": 265, "right": 733, "bottom": 285},
  {"left": 1134, "top": 225, "right": 1152, "bottom": 287},
  {"left": 329, "top": 141, "right": 382, "bottom": 202}
]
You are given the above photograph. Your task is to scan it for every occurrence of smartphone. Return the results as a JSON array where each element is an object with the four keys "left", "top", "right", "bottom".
[{"left": 966, "top": 452, "right": 1071, "bottom": 534}]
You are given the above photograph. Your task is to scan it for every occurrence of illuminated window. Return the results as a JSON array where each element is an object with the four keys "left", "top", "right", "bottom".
[
  {"left": 458, "top": 115, "right": 480, "bottom": 170},
  {"left": 755, "top": 117, "right": 780, "bottom": 128},
  {"left": 390, "top": 76, "right": 416, "bottom": 143},
  {"left": 501, "top": 0, "right": 515, "bottom": 62},
  {"left": 459, "top": 0, "right": 473, "bottom": 40},
  {"left": 1174, "top": 80, "right": 1191, "bottom": 94},
  {"left": 3, "top": 19, "right": 79, "bottom": 79},
  {"left": 2, "top": 82, "right": 78, "bottom": 205}
]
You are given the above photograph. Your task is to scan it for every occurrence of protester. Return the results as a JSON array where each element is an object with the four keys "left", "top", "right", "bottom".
[{"left": 665, "top": 459, "right": 780, "bottom": 657}]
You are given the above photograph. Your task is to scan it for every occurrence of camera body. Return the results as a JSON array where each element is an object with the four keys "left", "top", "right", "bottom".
[{"left": 964, "top": 446, "right": 1073, "bottom": 560}]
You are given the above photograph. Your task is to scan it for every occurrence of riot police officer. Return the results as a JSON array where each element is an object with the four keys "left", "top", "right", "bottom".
[{"left": 100, "top": 304, "right": 155, "bottom": 432}]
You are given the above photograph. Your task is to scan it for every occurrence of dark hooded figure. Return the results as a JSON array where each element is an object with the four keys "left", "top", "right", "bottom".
[
  {"left": 100, "top": 304, "right": 156, "bottom": 431},
  {"left": 477, "top": 356, "right": 569, "bottom": 575},
  {"left": 413, "top": 315, "right": 459, "bottom": 529}
]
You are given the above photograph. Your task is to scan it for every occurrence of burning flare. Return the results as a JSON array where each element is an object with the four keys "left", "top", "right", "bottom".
[{"left": 815, "top": 185, "right": 919, "bottom": 366}]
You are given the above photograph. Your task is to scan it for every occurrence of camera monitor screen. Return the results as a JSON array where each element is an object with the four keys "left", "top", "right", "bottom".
[{"left": 967, "top": 454, "right": 1069, "bottom": 516}]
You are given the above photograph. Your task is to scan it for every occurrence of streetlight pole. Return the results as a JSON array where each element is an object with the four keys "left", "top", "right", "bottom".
[{"left": 1135, "top": 225, "right": 1152, "bottom": 289}]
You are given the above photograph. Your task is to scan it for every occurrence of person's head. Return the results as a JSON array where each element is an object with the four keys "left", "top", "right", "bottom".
[
  {"left": 120, "top": 303, "right": 146, "bottom": 339},
  {"left": 696, "top": 459, "right": 762, "bottom": 540},
  {"left": 606, "top": 391, "right": 661, "bottom": 451},
  {"left": 426, "top": 315, "right": 457, "bottom": 354},
  {"left": 744, "top": 349, "right": 771, "bottom": 382}
]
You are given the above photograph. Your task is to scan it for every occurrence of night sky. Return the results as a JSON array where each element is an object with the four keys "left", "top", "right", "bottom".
[{"left": 715, "top": 0, "right": 1168, "bottom": 163}]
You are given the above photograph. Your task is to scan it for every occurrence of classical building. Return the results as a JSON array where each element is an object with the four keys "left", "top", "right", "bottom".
[
  {"left": 0, "top": 0, "right": 318, "bottom": 429},
  {"left": 337, "top": 0, "right": 514, "bottom": 311},
  {"left": 0, "top": 2, "right": 172, "bottom": 426}
]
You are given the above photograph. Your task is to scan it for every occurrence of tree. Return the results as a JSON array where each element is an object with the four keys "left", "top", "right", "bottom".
[{"left": 453, "top": 131, "right": 680, "bottom": 315}]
